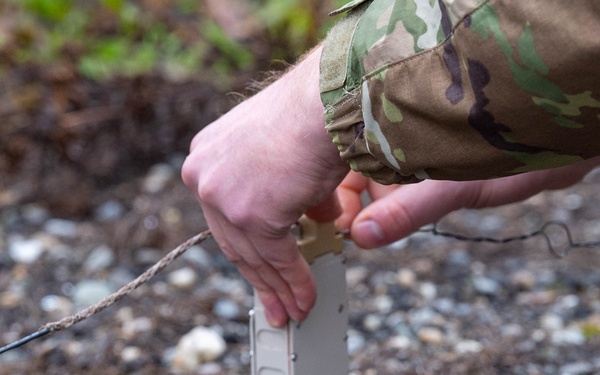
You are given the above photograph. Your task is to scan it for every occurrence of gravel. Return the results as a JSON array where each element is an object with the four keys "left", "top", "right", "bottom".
[{"left": 1, "top": 164, "right": 600, "bottom": 374}]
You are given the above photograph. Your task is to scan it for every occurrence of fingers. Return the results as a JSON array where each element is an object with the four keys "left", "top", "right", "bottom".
[
  {"left": 305, "top": 192, "right": 342, "bottom": 223},
  {"left": 334, "top": 172, "right": 369, "bottom": 230},
  {"left": 202, "top": 207, "right": 315, "bottom": 327}
]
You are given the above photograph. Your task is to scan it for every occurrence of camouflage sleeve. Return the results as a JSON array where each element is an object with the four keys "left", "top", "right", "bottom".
[{"left": 319, "top": 0, "right": 600, "bottom": 184}]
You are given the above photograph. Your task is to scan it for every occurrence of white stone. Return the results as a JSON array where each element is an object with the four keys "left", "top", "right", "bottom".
[
  {"left": 396, "top": 268, "right": 416, "bottom": 287},
  {"left": 72, "top": 280, "right": 113, "bottom": 307},
  {"left": 84, "top": 245, "right": 115, "bottom": 273},
  {"left": 40, "top": 295, "right": 72, "bottom": 317},
  {"left": 171, "top": 327, "right": 226, "bottom": 372},
  {"left": 551, "top": 328, "right": 585, "bottom": 346},
  {"left": 43, "top": 219, "right": 78, "bottom": 238},
  {"left": 387, "top": 335, "right": 412, "bottom": 350},
  {"left": 8, "top": 236, "right": 45, "bottom": 264},
  {"left": 541, "top": 313, "right": 564, "bottom": 331},
  {"left": 455, "top": 340, "right": 483, "bottom": 354},
  {"left": 121, "top": 346, "right": 143, "bottom": 363},
  {"left": 168, "top": 267, "right": 197, "bottom": 289}
]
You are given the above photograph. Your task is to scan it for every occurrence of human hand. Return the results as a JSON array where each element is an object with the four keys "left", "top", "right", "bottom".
[
  {"left": 337, "top": 157, "right": 600, "bottom": 248},
  {"left": 181, "top": 46, "right": 349, "bottom": 327}
]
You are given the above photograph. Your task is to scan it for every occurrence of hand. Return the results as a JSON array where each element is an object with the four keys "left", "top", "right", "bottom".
[
  {"left": 181, "top": 46, "right": 349, "bottom": 327},
  {"left": 337, "top": 156, "right": 600, "bottom": 248}
]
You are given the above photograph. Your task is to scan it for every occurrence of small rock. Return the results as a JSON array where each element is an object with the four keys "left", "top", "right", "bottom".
[
  {"left": 455, "top": 340, "right": 483, "bottom": 354},
  {"left": 43, "top": 219, "right": 78, "bottom": 238},
  {"left": 72, "top": 280, "right": 113, "bottom": 307},
  {"left": 143, "top": 164, "right": 175, "bottom": 193},
  {"left": 541, "top": 313, "right": 564, "bottom": 331},
  {"left": 418, "top": 327, "right": 445, "bottom": 345},
  {"left": 122, "top": 317, "right": 154, "bottom": 339},
  {"left": 472, "top": 275, "right": 500, "bottom": 296},
  {"left": 387, "top": 335, "right": 412, "bottom": 350},
  {"left": 213, "top": 299, "right": 241, "bottom": 320},
  {"left": 559, "top": 361, "right": 594, "bottom": 375},
  {"left": 21, "top": 204, "right": 49, "bottom": 224},
  {"left": 396, "top": 268, "right": 416, "bottom": 287},
  {"left": 182, "top": 246, "right": 213, "bottom": 269},
  {"left": 40, "top": 295, "right": 72, "bottom": 318},
  {"left": 419, "top": 282, "right": 437, "bottom": 301},
  {"left": 198, "top": 362, "right": 224, "bottom": 375},
  {"left": 168, "top": 267, "right": 197, "bottom": 289},
  {"left": 8, "top": 236, "right": 45, "bottom": 264},
  {"left": 170, "top": 327, "right": 226, "bottom": 372},
  {"left": 551, "top": 328, "right": 585, "bottom": 346},
  {"left": 374, "top": 295, "right": 394, "bottom": 314},
  {"left": 94, "top": 200, "right": 124, "bottom": 221},
  {"left": 347, "top": 330, "right": 366, "bottom": 356},
  {"left": 511, "top": 270, "right": 536, "bottom": 290},
  {"left": 84, "top": 245, "right": 115, "bottom": 273},
  {"left": 501, "top": 323, "right": 524, "bottom": 337},
  {"left": 346, "top": 266, "right": 368, "bottom": 288},
  {"left": 121, "top": 346, "right": 143, "bottom": 363},
  {"left": 363, "top": 314, "right": 384, "bottom": 332}
]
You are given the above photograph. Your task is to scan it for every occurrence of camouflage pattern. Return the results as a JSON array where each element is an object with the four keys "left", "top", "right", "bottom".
[{"left": 320, "top": 0, "right": 600, "bottom": 184}]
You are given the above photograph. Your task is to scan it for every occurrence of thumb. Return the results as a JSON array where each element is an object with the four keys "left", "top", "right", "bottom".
[{"left": 351, "top": 181, "right": 474, "bottom": 248}]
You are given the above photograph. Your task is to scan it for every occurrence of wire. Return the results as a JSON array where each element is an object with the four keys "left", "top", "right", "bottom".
[
  {"left": 1, "top": 220, "right": 599, "bottom": 355},
  {"left": 0, "top": 230, "right": 211, "bottom": 355},
  {"left": 418, "top": 221, "right": 600, "bottom": 258}
]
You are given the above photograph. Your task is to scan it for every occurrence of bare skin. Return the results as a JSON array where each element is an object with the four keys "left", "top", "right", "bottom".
[{"left": 182, "top": 44, "right": 600, "bottom": 327}]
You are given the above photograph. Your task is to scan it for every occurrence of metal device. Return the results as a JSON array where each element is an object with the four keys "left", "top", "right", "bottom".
[{"left": 249, "top": 216, "right": 348, "bottom": 375}]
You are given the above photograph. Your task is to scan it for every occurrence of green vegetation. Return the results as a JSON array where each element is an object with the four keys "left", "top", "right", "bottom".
[{"left": 1, "top": 0, "right": 348, "bottom": 86}]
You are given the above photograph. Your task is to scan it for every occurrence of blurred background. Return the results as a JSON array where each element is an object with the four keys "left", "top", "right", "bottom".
[{"left": 2, "top": 1, "right": 600, "bottom": 374}]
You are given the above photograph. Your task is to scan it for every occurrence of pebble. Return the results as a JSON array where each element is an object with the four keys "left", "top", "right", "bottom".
[
  {"left": 472, "top": 275, "right": 500, "bottom": 296},
  {"left": 21, "top": 204, "right": 50, "bottom": 224},
  {"left": 8, "top": 236, "right": 45, "bottom": 264},
  {"left": 143, "top": 163, "right": 175, "bottom": 193},
  {"left": 167, "top": 267, "right": 197, "bottom": 289},
  {"left": 363, "top": 314, "right": 384, "bottom": 332},
  {"left": 511, "top": 270, "right": 536, "bottom": 290},
  {"left": 170, "top": 327, "right": 226, "bottom": 372},
  {"left": 541, "top": 313, "right": 564, "bottom": 331},
  {"left": 121, "top": 346, "right": 143, "bottom": 363},
  {"left": 455, "top": 340, "right": 483, "bottom": 354},
  {"left": 43, "top": 218, "right": 78, "bottom": 238},
  {"left": 396, "top": 268, "right": 416, "bottom": 287},
  {"left": 213, "top": 299, "right": 241, "bottom": 320},
  {"left": 122, "top": 317, "right": 154, "bottom": 339},
  {"left": 347, "top": 330, "right": 366, "bottom": 356},
  {"left": 40, "top": 294, "right": 72, "bottom": 318},
  {"left": 559, "top": 361, "right": 594, "bottom": 375},
  {"left": 182, "top": 245, "right": 213, "bottom": 269},
  {"left": 72, "top": 280, "right": 113, "bottom": 307},
  {"left": 374, "top": 295, "right": 394, "bottom": 314},
  {"left": 418, "top": 327, "right": 445, "bottom": 345},
  {"left": 94, "top": 200, "right": 125, "bottom": 221},
  {"left": 386, "top": 335, "right": 412, "bottom": 350},
  {"left": 551, "top": 328, "right": 585, "bottom": 346},
  {"left": 84, "top": 245, "right": 115, "bottom": 273}
]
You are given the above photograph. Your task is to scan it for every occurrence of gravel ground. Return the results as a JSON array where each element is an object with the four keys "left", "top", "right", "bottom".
[{"left": 1, "top": 161, "right": 600, "bottom": 375}]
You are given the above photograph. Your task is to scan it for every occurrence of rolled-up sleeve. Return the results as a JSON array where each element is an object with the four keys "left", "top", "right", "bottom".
[{"left": 320, "top": 0, "right": 600, "bottom": 184}]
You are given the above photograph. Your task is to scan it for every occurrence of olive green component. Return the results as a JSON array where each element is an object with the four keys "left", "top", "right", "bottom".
[{"left": 320, "top": 0, "right": 600, "bottom": 184}]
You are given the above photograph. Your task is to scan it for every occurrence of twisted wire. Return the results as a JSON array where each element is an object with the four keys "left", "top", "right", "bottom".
[
  {"left": 0, "top": 230, "right": 212, "bottom": 355},
  {"left": 419, "top": 221, "right": 600, "bottom": 258}
]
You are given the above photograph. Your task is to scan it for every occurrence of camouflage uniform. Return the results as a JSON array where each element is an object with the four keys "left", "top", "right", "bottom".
[{"left": 320, "top": 0, "right": 600, "bottom": 184}]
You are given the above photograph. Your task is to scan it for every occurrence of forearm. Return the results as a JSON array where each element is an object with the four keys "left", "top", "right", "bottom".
[{"left": 321, "top": 0, "right": 600, "bottom": 184}]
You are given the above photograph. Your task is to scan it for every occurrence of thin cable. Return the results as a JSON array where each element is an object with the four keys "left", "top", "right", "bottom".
[
  {"left": 0, "top": 230, "right": 211, "bottom": 354},
  {"left": 418, "top": 221, "right": 600, "bottom": 258}
]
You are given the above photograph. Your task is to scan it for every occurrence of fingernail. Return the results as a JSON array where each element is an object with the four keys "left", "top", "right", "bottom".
[
  {"left": 355, "top": 220, "right": 385, "bottom": 246},
  {"left": 265, "top": 309, "right": 285, "bottom": 328}
]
